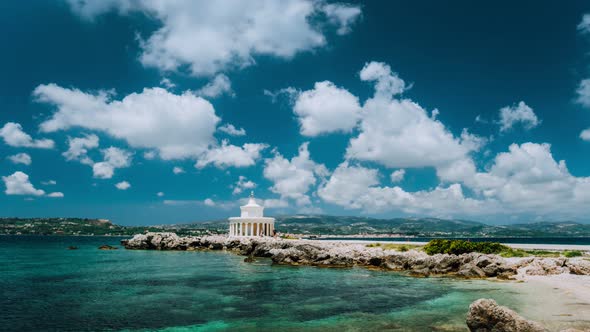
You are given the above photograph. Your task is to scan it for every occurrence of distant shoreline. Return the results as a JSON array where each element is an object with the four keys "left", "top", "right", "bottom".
[{"left": 4, "top": 233, "right": 590, "bottom": 242}]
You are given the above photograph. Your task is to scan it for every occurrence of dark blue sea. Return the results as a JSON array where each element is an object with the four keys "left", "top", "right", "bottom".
[{"left": 1, "top": 235, "right": 587, "bottom": 331}]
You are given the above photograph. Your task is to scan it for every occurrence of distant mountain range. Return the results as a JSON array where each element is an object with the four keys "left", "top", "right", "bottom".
[
  {"left": 178, "top": 215, "right": 590, "bottom": 238},
  {"left": 2, "top": 215, "right": 590, "bottom": 237}
]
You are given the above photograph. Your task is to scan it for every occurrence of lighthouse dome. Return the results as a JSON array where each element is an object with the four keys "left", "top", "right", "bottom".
[{"left": 240, "top": 191, "right": 264, "bottom": 218}]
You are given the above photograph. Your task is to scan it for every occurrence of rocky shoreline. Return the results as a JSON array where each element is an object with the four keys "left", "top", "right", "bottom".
[{"left": 121, "top": 232, "right": 590, "bottom": 279}]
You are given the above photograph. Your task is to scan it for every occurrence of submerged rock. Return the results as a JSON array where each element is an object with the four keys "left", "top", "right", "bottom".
[
  {"left": 244, "top": 256, "right": 254, "bottom": 263},
  {"left": 466, "top": 298, "right": 546, "bottom": 332},
  {"left": 67, "top": 246, "right": 78, "bottom": 250},
  {"left": 98, "top": 245, "right": 117, "bottom": 250}
]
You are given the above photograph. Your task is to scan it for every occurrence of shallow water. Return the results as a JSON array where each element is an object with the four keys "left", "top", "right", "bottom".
[{"left": 1, "top": 236, "right": 587, "bottom": 331}]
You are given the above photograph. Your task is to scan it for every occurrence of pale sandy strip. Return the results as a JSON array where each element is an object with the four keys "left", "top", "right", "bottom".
[{"left": 316, "top": 239, "right": 590, "bottom": 251}]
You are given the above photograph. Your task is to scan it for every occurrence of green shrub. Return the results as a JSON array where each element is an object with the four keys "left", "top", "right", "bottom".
[
  {"left": 399, "top": 245, "right": 408, "bottom": 252},
  {"left": 564, "top": 250, "right": 583, "bottom": 258},
  {"left": 500, "top": 248, "right": 528, "bottom": 258},
  {"left": 424, "top": 239, "right": 509, "bottom": 255}
]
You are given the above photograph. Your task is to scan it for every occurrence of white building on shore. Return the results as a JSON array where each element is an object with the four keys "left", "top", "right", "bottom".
[{"left": 229, "top": 192, "right": 275, "bottom": 237}]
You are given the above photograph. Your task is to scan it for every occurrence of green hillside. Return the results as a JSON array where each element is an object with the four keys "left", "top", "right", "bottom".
[{"left": 2, "top": 216, "right": 589, "bottom": 237}]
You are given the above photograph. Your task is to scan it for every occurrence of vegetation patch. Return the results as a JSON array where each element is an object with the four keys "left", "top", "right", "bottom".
[
  {"left": 366, "top": 243, "right": 422, "bottom": 251},
  {"left": 280, "top": 235, "right": 299, "bottom": 240},
  {"left": 500, "top": 249, "right": 560, "bottom": 258},
  {"left": 564, "top": 250, "right": 583, "bottom": 258},
  {"left": 423, "top": 239, "right": 509, "bottom": 255}
]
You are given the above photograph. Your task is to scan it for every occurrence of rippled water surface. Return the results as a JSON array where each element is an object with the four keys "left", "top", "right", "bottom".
[{"left": 0, "top": 235, "right": 585, "bottom": 331}]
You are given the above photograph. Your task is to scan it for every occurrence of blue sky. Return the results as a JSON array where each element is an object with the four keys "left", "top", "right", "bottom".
[{"left": 2, "top": 1, "right": 590, "bottom": 225}]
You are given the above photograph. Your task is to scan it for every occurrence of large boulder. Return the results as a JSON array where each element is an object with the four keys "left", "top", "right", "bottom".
[
  {"left": 457, "top": 264, "right": 487, "bottom": 278},
  {"left": 122, "top": 233, "right": 150, "bottom": 249},
  {"left": 432, "top": 254, "right": 462, "bottom": 273},
  {"left": 123, "top": 232, "right": 198, "bottom": 250},
  {"left": 466, "top": 298, "right": 547, "bottom": 332},
  {"left": 566, "top": 258, "right": 590, "bottom": 275},
  {"left": 520, "top": 258, "right": 569, "bottom": 276}
]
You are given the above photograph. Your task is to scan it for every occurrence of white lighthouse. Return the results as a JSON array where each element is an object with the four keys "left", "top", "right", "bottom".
[{"left": 228, "top": 192, "right": 275, "bottom": 237}]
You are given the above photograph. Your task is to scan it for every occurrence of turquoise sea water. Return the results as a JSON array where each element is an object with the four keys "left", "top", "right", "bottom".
[{"left": 0, "top": 236, "right": 581, "bottom": 331}]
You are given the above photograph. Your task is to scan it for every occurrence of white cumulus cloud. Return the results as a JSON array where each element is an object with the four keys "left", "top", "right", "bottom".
[
  {"left": 390, "top": 169, "right": 405, "bottom": 183},
  {"left": 218, "top": 124, "right": 246, "bottom": 136},
  {"left": 92, "top": 147, "right": 132, "bottom": 179},
  {"left": 172, "top": 166, "right": 185, "bottom": 174},
  {"left": 47, "top": 192, "right": 64, "bottom": 198},
  {"left": 576, "top": 79, "right": 590, "bottom": 109},
  {"left": 317, "top": 162, "right": 484, "bottom": 216},
  {"left": 580, "top": 128, "right": 590, "bottom": 141},
  {"left": 34, "top": 84, "right": 220, "bottom": 160},
  {"left": 232, "top": 175, "right": 257, "bottom": 195},
  {"left": 67, "top": 0, "right": 361, "bottom": 76},
  {"left": 8, "top": 153, "right": 32, "bottom": 165},
  {"left": 115, "top": 181, "right": 131, "bottom": 190},
  {"left": 195, "top": 140, "right": 267, "bottom": 169},
  {"left": 195, "top": 74, "right": 234, "bottom": 98},
  {"left": 346, "top": 61, "right": 482, "bottom": 169},
  {"left": 143, "top": 151, "right": 157, "bottom": 160},
  {"left": 359, "top": 61, "right": 407, "bottom": 97},
  {"left": 293, "top": 81, "right": 362, "bottom": 136},
  {"left": 264, "top": 142, "right": 328, "bottom": 206},
  {"left": 578, "top": 14, "right": 590, "bottom": 35},
  {"left": 2, "top": 171, "right": 45, "bottom": 196},
  {"left": 63, "top": 134, "right": 99, "bottom": 165},
  {"left": 0, "top": 122, "right": 54, "bottom": 149},
  {"left": 160, "top": 78, "right": 176, "bottom": 89},
  {"left": 498, "top": 101, "right": 539, "bottom": 132},
  {"left": 322, "top": 3, "right": 362, "bottom": 35}
]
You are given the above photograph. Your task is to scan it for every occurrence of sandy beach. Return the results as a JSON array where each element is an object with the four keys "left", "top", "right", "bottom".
[{"left": 513, "top": 273, "right": 590, "bottom": 330}]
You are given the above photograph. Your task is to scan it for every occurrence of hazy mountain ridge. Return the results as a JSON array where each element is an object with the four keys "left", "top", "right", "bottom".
[
  {"left": 1, "top": 216, "right": 589, "bottom": 237},
  {"left": 180, "top": 215, "right": 590, "bottom": 237}
]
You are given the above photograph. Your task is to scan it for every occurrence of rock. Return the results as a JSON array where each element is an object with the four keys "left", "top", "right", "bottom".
[
  {"left": 244, "top": 256, "right": 254, "bottom": 263},
  {"left": 123, "top": 232, "right": 202, "bottom": 250},
  {"left": 466, "top": 298, "right": 547, "bottom": 332},
  {"left": 208, "top": 242, "right": 223, "bottom": 250},
  {"left": 369, "top": 256, "right": 383, "bottom": 266},
  {"left": 67, "top": 246, "right": 78, "bottom": 250},
  {"left": 457, "top": 264, "right": 487, "bottom": 278},
  {"left": 521, "top": 258, "right": 569, "bottom": 276},
  {"left": 476, "top": 255, "right": 494, "bottom": 268},
  {"left": 409, "top": 267, "right": 431, "bottom": 277},
  {"left": 436, "top": 254, "right": 462, "bottom": 271},
  {"left": 122, "top": 234, "right": 150, "bottom": 249},
  {"left": 482, "top": 262, "right": 516, "bottom": 278},
  {"left": 566, "top": 258, "right": 590, "bottom": 275},
  {"left": 383, "top": 253, "right": 412, "bottom": 271},
  {"left": 98, "top": 245, "right": 117, "bottom": 250}
]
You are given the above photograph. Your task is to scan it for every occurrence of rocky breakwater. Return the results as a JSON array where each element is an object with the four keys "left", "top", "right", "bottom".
[{"left": 121, "top": 233, "right": 590, "bottom": 279}]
